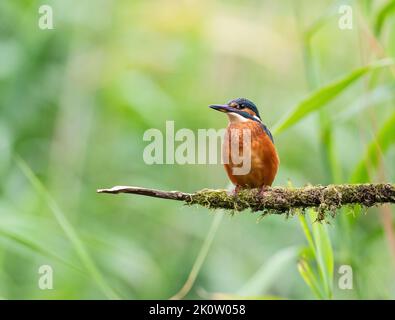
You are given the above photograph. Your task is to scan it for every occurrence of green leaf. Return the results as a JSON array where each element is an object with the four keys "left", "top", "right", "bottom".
[
  {"left": 297, "top": 259, "right": 324, "bottom": 299},
  {"left": 298, "top": 215, "right": 316, "bottom": 256},
  {"left": 374, "top": 0, "right": 395, "bottom": 35},
  {"left": 310, "top": 211, "right": 334, "bottom": 299},
  {"left": 351, "top": 111, "right": 395, "bottom": 183},
  {"left": 298, "top": 211, "right": 334, "bottom": 299},
  {"left": 272, "top": 59, "right": 394, "bottom": 135}
]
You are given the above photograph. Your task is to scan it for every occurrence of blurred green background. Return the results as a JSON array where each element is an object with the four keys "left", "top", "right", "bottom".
[{"left": 0, "top": 0, "right": 395, "bottom": 299}]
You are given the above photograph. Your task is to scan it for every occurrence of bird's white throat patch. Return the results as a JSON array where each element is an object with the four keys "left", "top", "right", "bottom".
[{"left": 227, "top": 112, "right": 248, "bottom": 123}]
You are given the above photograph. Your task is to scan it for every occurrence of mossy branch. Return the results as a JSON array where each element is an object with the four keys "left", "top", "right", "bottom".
[{"left": 97, "top": 183, "right": 395, "bottom": 221}]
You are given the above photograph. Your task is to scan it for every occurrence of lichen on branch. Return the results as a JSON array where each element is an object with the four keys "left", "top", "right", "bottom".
[{"left": 97, "top": 183, "right": 395, "bottom": 221}]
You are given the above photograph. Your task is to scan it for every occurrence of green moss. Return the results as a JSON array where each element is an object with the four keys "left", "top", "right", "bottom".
[{"left": 185, "top": 184, "right": 395, "bottom": 221}]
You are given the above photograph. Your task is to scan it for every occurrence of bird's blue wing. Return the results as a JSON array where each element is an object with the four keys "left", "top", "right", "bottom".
[{"left": 260, "top": 123, "right": 274, "bottom": 143}]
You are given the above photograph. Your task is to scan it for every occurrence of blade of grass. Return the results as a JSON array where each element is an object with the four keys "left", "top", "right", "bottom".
[
  {"left": 0, "top": 227, "right": 83, "bottom": 273},
  {"left": 310, "top": 211, "right": 334, "bottom": 299},
  {"left": 170, "top": 212, "right": 223, "bottom": 300},
  {"left": 16, "top": 156, "right": 120, "bottom": 300},
  {"left": 303, "top": 0, "right": 343, "bottom": 41},
  {"left": 299, "top": 215, "right": 315, "bottom": 255},
  {"left": 297, "top": 259, "right": 324, "bottom": 299},
  {"left": 272, "top": 59, "right": 394, "bottom": 135},
  {"left": 351, "top": 111, "right": 395, "bottom": 182},
  {"left": 237, "top": 246, "right": 298, "bottom": 296},
  {"left": 374, "top": 0, "right": 395, "bottom": 36},
  {"left": 298, "top": 214, "right": 324, "bottom": 299},
  {"left": 298, "top": 211, "right": 334, "bottom": 299},
  {"left": 298, "top": 5, "right": 341, "bottom": 184}
]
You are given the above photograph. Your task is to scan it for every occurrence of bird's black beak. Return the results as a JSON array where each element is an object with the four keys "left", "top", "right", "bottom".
[{"left": 209, "top": 104, "right": 237, "bottom": 113}]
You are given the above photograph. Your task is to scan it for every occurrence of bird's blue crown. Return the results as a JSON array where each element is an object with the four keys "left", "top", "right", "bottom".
[{"left": 228, "top": 98, "right": 261, "bottom": 119}]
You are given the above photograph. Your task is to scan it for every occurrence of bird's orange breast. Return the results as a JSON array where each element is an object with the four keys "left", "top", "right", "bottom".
[{"left": 223, "top": 121, "right": 279, "bottom": 188}]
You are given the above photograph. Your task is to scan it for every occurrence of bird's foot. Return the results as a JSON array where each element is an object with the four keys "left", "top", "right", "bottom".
[
  {"left": 258, "top": 185, "right": 270, "bottom": 198},
  {"left": 228, "top": 185, "right": 242, "bottom": 197}
]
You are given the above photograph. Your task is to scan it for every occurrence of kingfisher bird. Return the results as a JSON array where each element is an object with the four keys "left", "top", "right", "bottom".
[{"left": 209, "top": 98, "right": 279, "bottom": 194}]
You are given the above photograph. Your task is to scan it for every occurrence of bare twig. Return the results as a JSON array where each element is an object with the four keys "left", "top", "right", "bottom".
[
  {"left": 98, "top": 183, "right": 395, "bottom": 220},
  {"left": 97, "top": 185, "right": 192, "bottom": 201}
]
